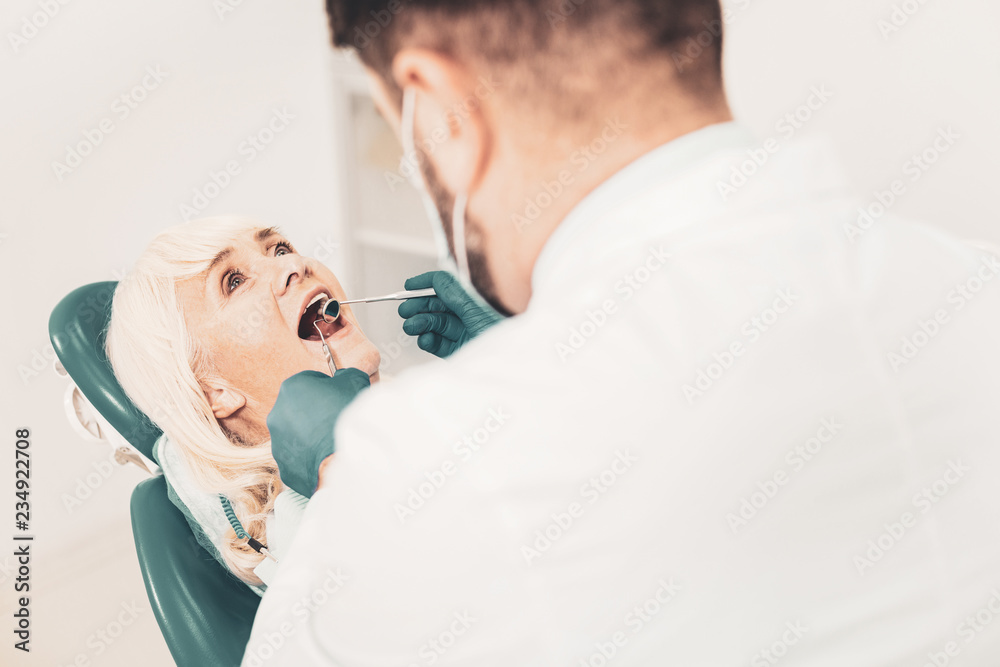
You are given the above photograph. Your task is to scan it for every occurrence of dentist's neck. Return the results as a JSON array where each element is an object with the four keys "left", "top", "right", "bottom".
[{"left": 481, "top": 96, "right": 733, "bottom": 314}]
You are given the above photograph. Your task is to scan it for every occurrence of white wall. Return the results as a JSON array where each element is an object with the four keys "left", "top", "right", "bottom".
[
  {"left": 723, "top": 0, "right": 1000, "bottom": 242},
  {"left": 0, "top": 1, "right": 346, "bottom": 665},
  {"left": 0, "top": 0, "right": 997, "bottom": 665}
]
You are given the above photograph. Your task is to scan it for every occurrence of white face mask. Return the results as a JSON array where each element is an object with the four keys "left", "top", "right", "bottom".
[{"left": 399, "top": 86, "right": 471, "bottom": 284}]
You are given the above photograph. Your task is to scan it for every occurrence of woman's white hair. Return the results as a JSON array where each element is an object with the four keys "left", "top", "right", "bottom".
[{"left": 106, "top": 216, "right": 281, "bottom": 585}]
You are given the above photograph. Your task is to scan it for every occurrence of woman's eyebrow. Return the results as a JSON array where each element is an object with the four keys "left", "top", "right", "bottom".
[
  {"left": 207, "top": 247, "right": 233, "bottom": 275},
  {"left": 255, "top": 226, "right": 282, "bottom": 244},
  {"left": 204, "top": 247, "right": 234, "bottom": 289}
]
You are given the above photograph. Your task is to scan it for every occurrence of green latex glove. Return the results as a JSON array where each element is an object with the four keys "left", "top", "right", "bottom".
[
  {"left": 397, "top": 271, "right": 504, "bottom": 358},
  {"left": 266, "top": 368, "right": 370, "bottom": 498}
]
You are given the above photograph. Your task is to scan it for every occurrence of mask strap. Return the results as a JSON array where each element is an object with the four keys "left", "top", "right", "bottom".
[
  {"left": 402, "top": 85, "right": 471, "bottom": 284},
  {"left": 452, "top": 190, "right": 470, "bottom": 283},
  {"left": 401, "top": 87, "right": 418, "bottom": 180}
]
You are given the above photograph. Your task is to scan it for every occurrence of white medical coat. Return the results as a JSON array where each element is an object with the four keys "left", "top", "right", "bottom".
[{"left": 242, "top": 123, "right": 1000, "bottom": 666}]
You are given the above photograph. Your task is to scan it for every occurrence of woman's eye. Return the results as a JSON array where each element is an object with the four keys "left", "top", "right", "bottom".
[
  {"left": 226, "top": 272, "right": 246, "bottom": 293},
  {"left": 275, "top": 242, "right": 293, "bottom": 257}
]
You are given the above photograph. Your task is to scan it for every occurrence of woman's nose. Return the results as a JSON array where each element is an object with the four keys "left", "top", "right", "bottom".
[{"left": 273, "top": 254, "right": 310, "bottom": 295}]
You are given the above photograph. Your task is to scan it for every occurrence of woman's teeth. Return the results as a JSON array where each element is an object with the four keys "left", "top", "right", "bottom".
[
  {"left": 315, "top": 317, "right": 345, "bottom": 339},
  {"left": 298, "top": 295, "right": 328, "bottom": 339},
  {"left": 298, "top": 293, "right": 347, "bottom": 341}
]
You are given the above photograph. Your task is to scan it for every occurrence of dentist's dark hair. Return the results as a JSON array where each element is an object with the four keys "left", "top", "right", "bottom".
[{"left": 323, "top": 0, "right": 726, "bottom": 111}]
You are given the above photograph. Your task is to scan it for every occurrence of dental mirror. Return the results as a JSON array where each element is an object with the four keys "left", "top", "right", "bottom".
[{"left": 319, "top": 288, "right": 436, "bottom": 323}]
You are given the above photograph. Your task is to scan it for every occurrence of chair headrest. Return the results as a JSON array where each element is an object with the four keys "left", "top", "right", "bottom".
[{"left": 49, "top": 281, "right": 162, "bottom": 462}]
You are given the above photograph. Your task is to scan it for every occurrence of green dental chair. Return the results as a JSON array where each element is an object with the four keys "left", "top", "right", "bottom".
[{"left": 49, "top": 281, "right": 260, "bottom": 667}]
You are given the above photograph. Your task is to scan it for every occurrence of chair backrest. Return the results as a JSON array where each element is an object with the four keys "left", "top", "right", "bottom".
[
  {"left": 49, "top": 281, "right": 161, "bottom": 460},
  {"left": 50, "top": 282, "right": 260, "bottom": 666},
  {"left": 132, "top": 476, "right": 262, "bottom": 666}
]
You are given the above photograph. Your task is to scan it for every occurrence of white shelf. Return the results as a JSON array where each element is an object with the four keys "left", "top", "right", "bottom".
[
  {"left": 354, "top": 227, "right": 439, "bottom": 259},
  {"left": 327, "top": 52, "right": 442, "bottom": 374}
]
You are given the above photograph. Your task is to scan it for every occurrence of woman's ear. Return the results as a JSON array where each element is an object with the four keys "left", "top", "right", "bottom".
[{"left": 202, "top": 378, "right": 247, "bottom": 419}]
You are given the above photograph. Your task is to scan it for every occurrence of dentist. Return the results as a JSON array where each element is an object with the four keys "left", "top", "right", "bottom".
[{"left": 247, "top": 1, "right": 1000, "bottom": 665}]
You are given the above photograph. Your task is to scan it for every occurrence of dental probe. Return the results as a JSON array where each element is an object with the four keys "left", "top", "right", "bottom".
[
  {"left": 319, "top": 288, "right": 437, "bottom": 323},
  {"left": 314, "top": 320, "right": 338, "bottom": 375}
]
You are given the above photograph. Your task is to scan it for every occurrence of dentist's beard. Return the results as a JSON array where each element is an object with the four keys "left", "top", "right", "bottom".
[{"left": 419, "top": 160, "right": 515, "bottom": 317}]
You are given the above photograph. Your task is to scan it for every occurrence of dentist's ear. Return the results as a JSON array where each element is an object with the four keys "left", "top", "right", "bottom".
[
  {"left": 202, "top": 378, "right": 247, "bottom": 419},
  {"left": 390, "top": 48, "right": 493, "bottom": 195}
]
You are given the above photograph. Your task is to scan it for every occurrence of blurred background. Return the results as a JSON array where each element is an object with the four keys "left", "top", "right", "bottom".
[{"left": 0, "top": 0, "right": 997, "bottom": 664}]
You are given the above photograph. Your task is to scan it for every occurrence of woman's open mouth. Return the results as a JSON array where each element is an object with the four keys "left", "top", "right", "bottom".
[{"left": 298, "top": 293, "right": 346, "bottom": 341}]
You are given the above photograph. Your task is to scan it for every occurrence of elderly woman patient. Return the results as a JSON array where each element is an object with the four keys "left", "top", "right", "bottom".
[{"left": 106, "top": 216, "right": 381, "bottom": 594}]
